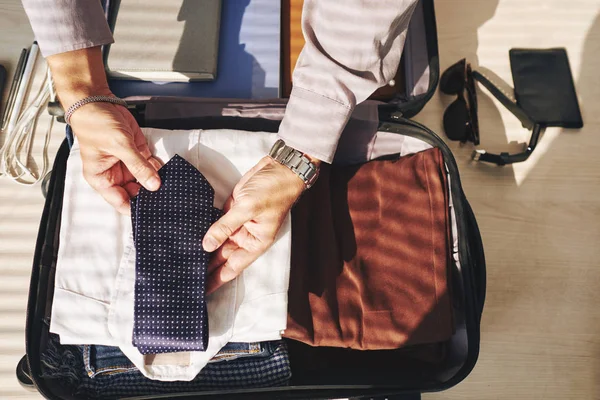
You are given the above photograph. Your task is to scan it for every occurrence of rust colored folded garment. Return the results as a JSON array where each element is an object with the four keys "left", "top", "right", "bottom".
[{"left": 286, "top": 148, "right": 453, "bottom": 350}]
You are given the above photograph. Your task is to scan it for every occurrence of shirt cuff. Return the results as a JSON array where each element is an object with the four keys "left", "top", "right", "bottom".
[
  {"left": 22, "top": 0, "right": 115, "bottom": 57},
  {"left": 41, "top": 36, "right": 115, "bottom": 57},
  {"left": 277, "top": 86, "right": 354, "bottom": 164}
]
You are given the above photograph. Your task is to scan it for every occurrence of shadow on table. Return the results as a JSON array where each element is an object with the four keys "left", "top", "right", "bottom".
[{"left": 432, "top": 0, "right": 517, "bottom": 182}]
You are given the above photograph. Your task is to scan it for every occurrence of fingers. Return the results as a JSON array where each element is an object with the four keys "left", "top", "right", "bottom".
[
  {"left": 206, "top": 248, "right": 258, "bottom": 295},
  {"left": 203, "top": 207, "right": 250, "bottom": 252},
  {"left": 203, "top": 158, "right": 270, "bottom": 251},
  {"left": 123, "top": 181, "right": 141, "bottom": 198},
  {"left": 112, "top": 143, "right": 161, "bottom": 192},
  {"left": 148, "top": 156, "right": 163, "bottom": 171},
  {"left": 207, "top": 239, "right": 238, "bottom": 274},
  {"left": 97, "top": 185, "right": 132, "bottom": 215},
  {"left": 206, "top": 226, "right": 272, "bottom": 295},
  {"left": 137, "top": 144, "right": 164, "bottom": 170},
  {"left": 138, "top": 144, "right": 153, "bottom": 160}
]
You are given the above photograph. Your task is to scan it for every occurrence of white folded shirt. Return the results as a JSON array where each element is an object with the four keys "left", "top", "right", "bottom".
[{"left": 50, "top": 128, "right": 291, "bottom": 381}]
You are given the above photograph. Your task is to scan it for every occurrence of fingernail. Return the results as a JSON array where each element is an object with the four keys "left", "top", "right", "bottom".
[
  {"left": 220, "top": 268, "right": 237, "bottom": 282},
  {"left": 146, "top": 176, "right": 161, "bottom": 191},
  {"left": 203, "top": 237, "right": 217, "bottom": 252}
]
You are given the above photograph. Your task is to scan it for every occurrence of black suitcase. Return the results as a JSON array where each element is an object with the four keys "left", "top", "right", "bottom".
[{"left": 18, "top": 0, "right": 486, "bottom": 398}]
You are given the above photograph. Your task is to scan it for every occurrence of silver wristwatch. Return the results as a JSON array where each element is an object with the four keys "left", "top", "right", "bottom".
[{"left": 268, "top": 139, "right": 320, "bottom": 188}]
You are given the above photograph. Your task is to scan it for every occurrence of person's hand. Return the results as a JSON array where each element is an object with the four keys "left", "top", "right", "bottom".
[
  {"left": 70, "top": 102, "right": 162, "bottom": 215},
  {"left": 203, "top": 156, "right": 313, "bottom": 294},
  {"left": 48, "top": 46, "right": 161, "bottom": 214}
]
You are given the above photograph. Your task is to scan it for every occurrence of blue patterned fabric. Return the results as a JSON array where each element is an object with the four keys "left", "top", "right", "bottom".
[
  {"left": 77, "top": 341, "right": 291, "bottom": 399},
  {"left": 41, "top": 334, "right": 291, "bottom": 399},
  {"left": 83, "top": 342, "right": 276, "bottom": 378},
  {"left": 131, "top": 154, "right": 222, "bottom": 354}
]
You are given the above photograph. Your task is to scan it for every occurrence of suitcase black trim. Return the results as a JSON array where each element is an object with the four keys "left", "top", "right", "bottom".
[
  {"left": 395, "top": 0, "right": 440, "bottom": 118},
  {"left": 25, "top": 140, "right": 69, "bottom": 400}
]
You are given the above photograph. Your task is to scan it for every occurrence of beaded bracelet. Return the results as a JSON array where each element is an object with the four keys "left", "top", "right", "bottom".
[{"left": 64, "top": 95, "right": 128, "bottom": 125}]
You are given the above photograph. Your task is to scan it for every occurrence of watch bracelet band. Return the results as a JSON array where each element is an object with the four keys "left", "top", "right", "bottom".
[
  {"left": 64, "top": 95, "right": 128, "bottom": 125},
  {"left": 269, "top": 140, "right": 319, "bottom": 188}
]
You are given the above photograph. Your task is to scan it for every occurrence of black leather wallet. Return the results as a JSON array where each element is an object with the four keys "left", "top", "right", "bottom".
[
  {"left": 473, "top": 48, "right": 583, "bottom": 165},
  {"left": 510, "top": 48, "right": 583, "bottom": 128}
]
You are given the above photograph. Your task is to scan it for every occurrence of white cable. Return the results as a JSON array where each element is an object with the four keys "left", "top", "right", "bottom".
[
  {"left": 6, "top": 43, "right": 39, "bottom": 135},
  {"left": 0, "top": 74, "right": 48, "bottom": 179},
  {"left": 47, "top": 67, "right": 56, "bottom": 101},
  {"left": 0, "top": 64, "right": 55, "bottom": 186}
]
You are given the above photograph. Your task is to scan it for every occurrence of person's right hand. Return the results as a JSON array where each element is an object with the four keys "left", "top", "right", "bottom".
[
  {"left": 69, "top": 101, "right": 162, "bottom": 215},
  {"left": 48, "top": 46, "right": 161, "bottom": 214}
]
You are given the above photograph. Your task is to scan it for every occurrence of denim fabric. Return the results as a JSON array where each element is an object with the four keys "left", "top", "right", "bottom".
[
  {"left": 41, "top": 334, "right": 291, "bottom": 399},
  {"left": 83, "top": 345, "right": 138, "bottom": 378},
  {"left": 77, "top": 341, "right": 291, "bottom": 398},
  {"left": 210, "top": 342, "right": 266, "bottom": 362},
  {"left": 83, "top": 342, "right": 276, "bottom": 378}
]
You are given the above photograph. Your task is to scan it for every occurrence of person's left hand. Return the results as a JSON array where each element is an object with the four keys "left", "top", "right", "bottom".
[{"left": 203, "top": 156, "right": 309, "bottom": 294}]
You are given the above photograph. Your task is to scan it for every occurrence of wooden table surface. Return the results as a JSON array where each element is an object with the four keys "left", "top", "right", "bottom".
[{"left": 1, "top": 0, "right": 599, "bottom": 398}]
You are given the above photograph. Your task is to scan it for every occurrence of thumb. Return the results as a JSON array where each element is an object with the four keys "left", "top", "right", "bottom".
[
  {"left": 203, "top": 205, "right": 249, "bottom": 252},
  {"left": 114, "top": 143, "right": 161, "bottom": 191}
]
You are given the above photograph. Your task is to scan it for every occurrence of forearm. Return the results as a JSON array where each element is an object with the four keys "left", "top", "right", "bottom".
[{"left": 47, "top": 46, "right": 111, "bottom": 109}]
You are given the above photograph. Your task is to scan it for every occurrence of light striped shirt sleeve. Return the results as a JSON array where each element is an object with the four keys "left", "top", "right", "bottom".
[
  {"left": 21, "top": 0, "right": 113, "bottom": 57},
  {"left": 278, "top": 0, "right": 419, "bottom": 163}
]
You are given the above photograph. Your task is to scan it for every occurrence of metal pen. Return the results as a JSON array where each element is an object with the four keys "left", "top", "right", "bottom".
[
  {"left": 6, "top": 42, "right": 39, "bottom": 134},
  {"left": 1, "top": 48, "right": 28, "bottom": 129}
]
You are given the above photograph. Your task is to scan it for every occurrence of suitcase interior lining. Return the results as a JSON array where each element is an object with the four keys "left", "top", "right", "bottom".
[{"left": 35, "top": 125, "right": 468, "bottom": 397}]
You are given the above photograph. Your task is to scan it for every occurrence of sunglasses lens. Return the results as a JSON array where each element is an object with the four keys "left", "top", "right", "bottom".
[
  {"left": 440, "top": 59, "right": 467, "bottom": 95},
  {"left": 443, "top": 99, "right": 470, "bottom": 141}
]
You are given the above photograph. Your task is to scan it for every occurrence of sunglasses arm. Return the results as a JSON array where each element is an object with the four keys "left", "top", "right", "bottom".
[
  {"left": 471, "top": 71, "right": 534, "bottom": 130},
  {"left": 472, "top": 123, "right": 544, "bottom": 166}
]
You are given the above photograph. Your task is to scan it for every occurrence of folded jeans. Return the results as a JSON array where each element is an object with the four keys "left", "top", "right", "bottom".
[
  {"left": 83, "top": 341, "right": 280, "bottom": 378},
  {"left": 41, "top": 334, "right": 291, "bottom": 398}
]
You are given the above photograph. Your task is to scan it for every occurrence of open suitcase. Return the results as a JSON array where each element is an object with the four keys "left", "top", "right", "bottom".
[{"left": 17, "top": 0, "right": 486, "bottom": 398}]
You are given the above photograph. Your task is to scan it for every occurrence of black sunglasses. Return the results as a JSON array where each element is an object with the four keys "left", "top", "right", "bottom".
[{"left": 440, "top": 59, "right": 480, "bottom": 145}]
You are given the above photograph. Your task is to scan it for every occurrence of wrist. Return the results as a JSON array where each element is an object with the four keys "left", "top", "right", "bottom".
[
  {"left": 268, "top": 139, "right": 320, "bottom": 189},
  {"left": 47, "top": 46, "right": 112, "bottom": 109},
  {"left": 267, "top": 157, "right": 306, "bottom": 192}
]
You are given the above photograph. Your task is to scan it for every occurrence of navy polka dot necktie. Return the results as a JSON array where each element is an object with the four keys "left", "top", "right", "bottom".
[{"left": 131, "top": 154, "right": 222, "bottom": 355}]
